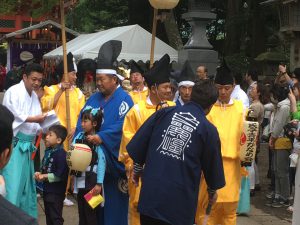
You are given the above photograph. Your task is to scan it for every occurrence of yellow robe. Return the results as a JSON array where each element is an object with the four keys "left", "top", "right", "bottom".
[
  {"left": 40, "top": 84, "right": 85, "bottom": 150},
  {"left": 196, "top": 99, "right": 244, "bottom": 225},
  {"left": 129, "top": 87, "right": 148, "bottom": 104},
  {"left": 119, "top": 99, "right": 175, "bottom": 225}
]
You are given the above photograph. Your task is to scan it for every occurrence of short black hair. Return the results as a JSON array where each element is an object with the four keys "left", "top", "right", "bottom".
[
  {"left": 48, "top": 125, "right": 68, "bottom": 144},
  {"left": 0, "top": 105, "right": 14, "bottom": 153},
  {"left": 271, "top": 83, "right": 289, "bottom": 102},
  {"left": 25, "top": 63, "right": 44, "bottom": 77},
  {"left": 233, "top": 72, "right": 243, "bottom": 85},
  {"left": 247, "top": 68, "right": 259, "bottom": 81},
  {"left": 293, "top": 68, "right": 300, "bottom": 81},
  {"left": 191, "top": 80, "right": 218, "bottom": 110}
]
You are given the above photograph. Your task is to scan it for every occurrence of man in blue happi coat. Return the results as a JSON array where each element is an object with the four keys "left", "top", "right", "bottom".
[
  {"left": 127, "top": 80, "right": 226, "bottom": 225},
  {"left": 74, "top": 40, "right": 133, "bottom": 225}
]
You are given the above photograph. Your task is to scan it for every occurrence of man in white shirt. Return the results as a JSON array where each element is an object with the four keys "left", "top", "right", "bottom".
[
  {"left": 2, "top": 63, "right": 45, "bottom": 218},
  {"left": 231, "top": 72, "right": 249, "bottom": 108}
]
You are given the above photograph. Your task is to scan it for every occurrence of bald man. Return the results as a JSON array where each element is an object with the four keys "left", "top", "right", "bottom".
[{"left": 196, "top": 66, "right": 208, "bottom": 80}]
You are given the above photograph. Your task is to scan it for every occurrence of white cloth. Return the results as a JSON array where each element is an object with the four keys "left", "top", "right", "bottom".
[
  {"left": 231, "top": 85, "right": 249, "bottom": 108},
  {"left": 74, "top": 165, "right": 98, "bottom": 193},
  {"left": 248, "top": 161, "right": 260, "bottom": 190},
  {"left": 173, "top": 90, "right": 179, "bottom": 102},
  {"left": 177, "top": 97, "right": 184, "bottom": 106},
  {"left": 146, "top": 96, "right": 154, "bottom": 106},
  {"left": 178, "top": 81, "right": 194, "bottom": 87},
  {"left": 2, "top": 81, "right": 42, "bottom": 136},
  {"left": 264, "top": 103, "right": 274, "bottom": 119}
]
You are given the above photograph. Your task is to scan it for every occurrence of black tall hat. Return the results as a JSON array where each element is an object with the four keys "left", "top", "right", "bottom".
[
  {"left": 214, "top": 59, "right": 234, "bottom": 85},
  {"left": 77, "top": 58, "right": 97, "bottom": 86},
  {"left": 96, "top": 40, "right": 124, "bottom": 80},
  {"left": 129, "top": 60, "right": 144, "bottom": 75},
  {"left": 177, "top": 61, "right": 196, "bottom": 86},
  {"left": 96, "top": 40, "right": 121, "bottom": 71},
  {"left": 170, "top": 70, "right": 180, "bottom": 81},
  {"left": 56, "top": 52, "right": 77, "bottom": 80},
  {"left": 144, "top": 54, "right": 171, "bottom": 87},
  {"left": 78, "top": 58, "right": 97, "bottom": 74}
]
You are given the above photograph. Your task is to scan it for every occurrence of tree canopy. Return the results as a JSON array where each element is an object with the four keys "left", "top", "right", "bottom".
[
  {"left": 66, "top": 0, "right": 129, "bottom": 32},
  {"left": 0, "top": 0, "right": 59, "bottom": 17},
  {"left": 207, "top": 0, "right": 282, "bottom": 72},
  {"left": 0, "top": 0, "right": 284, "bottom": 72}
]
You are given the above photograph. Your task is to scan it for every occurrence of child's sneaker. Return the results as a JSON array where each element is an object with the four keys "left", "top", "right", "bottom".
[{"left": 64, "top": 197, "right": 74, "bottom": 206}]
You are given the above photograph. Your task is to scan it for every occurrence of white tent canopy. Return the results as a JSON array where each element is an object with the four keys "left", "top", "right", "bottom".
[{"left": 43, "top": 24, "right": 178, "bottom": 62}]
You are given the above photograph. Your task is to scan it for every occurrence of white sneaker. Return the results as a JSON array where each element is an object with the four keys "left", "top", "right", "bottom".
[{"left": 63, "top": 197, "right": 74, "bottom": 206}]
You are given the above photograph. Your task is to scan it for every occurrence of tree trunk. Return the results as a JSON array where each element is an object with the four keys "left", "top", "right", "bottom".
[
  {"left": 249, "top": 0, "right": 266, "bottom": 59},
  {"left": 163, "top": 11, "right": 183, "bottom": 50},
  {"left": 225, "top": 0, "right": 242, "bottom": 55}
]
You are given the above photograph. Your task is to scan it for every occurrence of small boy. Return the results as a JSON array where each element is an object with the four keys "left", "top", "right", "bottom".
[{"left": 35, "top": 124, "right": 69, "bottom": 225}]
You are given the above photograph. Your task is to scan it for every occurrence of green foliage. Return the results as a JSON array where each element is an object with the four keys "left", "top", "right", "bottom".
[
  {"left": 206, "top": 19, "right": 225, "bottom": 53},
  {"left": 0, "top": 0, "right": 19, "bottom": 14},
  {"left": 66, "top": 0, "right": 129, "bottom": 33},
  {"left": 173, "top": 0, "right": 190, "bottom": 44},
  {"left": 207, "top": 0, "right": 280, "bottom": 60},
  {"left": 225, "top": 53, "right": 250, "bottom": 74},
  {"left": 30, "top": 0, "right": 59, "bottom": 18},
  {"left": 0, "top": 0, "right": 59, "bottom": 17}
]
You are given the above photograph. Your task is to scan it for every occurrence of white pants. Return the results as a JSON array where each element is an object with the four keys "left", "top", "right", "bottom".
[{"left": 249, "top": 161, "right": 260, "bottom": 190}]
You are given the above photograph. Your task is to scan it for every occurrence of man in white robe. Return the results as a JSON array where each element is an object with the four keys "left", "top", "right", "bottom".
[{"left": 1, "top": 63, "right": 45, "bottom": 218}]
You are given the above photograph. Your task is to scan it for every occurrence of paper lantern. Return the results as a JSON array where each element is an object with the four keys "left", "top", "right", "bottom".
[
  {"left": 149, "top": 0, "right": 179, "bottom": 9},
  {"left": 66, "top": 143, "right": 92, "bottom": 172},
  {"left": 20, "top": 51, "right": 33, "bottom": 62},
  {"left": 240, "top": 120, "right": 259, "bottom": 165}
]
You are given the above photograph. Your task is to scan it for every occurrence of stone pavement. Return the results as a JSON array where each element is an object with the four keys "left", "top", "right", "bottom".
[
  {"left": 37, "top": 194, "right": 292, "bottom": 225},
  {"left": 37, "top": 144, "right": 293, "bottom": 225}
]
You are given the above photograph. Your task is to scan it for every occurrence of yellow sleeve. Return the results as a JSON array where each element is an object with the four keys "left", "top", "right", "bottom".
[
  {"left": 76, "top": 89, "right": 85, "bottom": 120},
  {"left": 40, "top": 85, "right": 57, "bottom": 113},
  {"left": 119, "top": 107, "right": 139, "bottom": 169},
  {"left": 168, "top": 101, "right": 176, "bottom": 107}
]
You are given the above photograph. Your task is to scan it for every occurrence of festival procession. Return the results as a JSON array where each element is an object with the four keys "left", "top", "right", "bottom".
[{"left": 0, "top": 0, "right": 300, "bottom": 225}]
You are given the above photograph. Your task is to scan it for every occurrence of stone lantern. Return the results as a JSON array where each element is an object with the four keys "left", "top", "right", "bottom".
[
  {"left": 261, "top": 0, "right": 300, "bottom": 70},
  {"left": 254, "top": 35, "right": 287, "bottom": 79},
  {"left": 178, "top": 0, "right": 218, "bottom": 75}
]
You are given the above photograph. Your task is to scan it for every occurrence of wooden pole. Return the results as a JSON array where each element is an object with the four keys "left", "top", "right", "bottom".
[
  {"left": 60, "top": 0, "right": 71, "bottom": 135},
  {"left": 150, "top": 8, "right": 158, "bottom": 68},
  {"left": 60, "top": 0, "right": 72, "bottom": 199}
]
